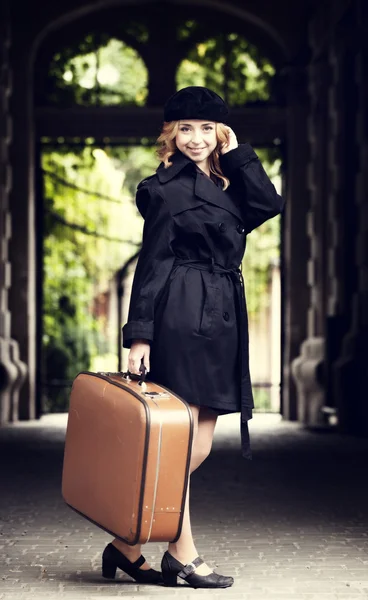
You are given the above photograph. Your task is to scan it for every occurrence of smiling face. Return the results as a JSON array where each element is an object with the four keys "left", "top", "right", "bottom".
[{"left": 175, "top": 120, "right": 218, "bottom": 168}]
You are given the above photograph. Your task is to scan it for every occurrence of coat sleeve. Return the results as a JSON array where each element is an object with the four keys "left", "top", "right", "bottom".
[
  {"left": 219, "top": 143, "right": 285, "bottom": 233},
  {"left": 122, "top": 182, "right": 176, "bottom": 349}
]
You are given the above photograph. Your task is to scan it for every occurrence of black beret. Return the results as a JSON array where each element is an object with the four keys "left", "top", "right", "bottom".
[{"left": 164, "top": 86, "right": 229, "bottom": 124}]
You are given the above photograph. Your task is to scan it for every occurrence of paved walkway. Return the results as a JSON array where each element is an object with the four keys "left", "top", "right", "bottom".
[{"left": 1, "top": 412, "right": 368, "bottom": 600}]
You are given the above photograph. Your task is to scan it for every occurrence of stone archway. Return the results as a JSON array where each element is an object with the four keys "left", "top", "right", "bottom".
[
  {"left": 31, "top": 0, "right": 288, "bottom": 66},
  {"left": 6, "top": 0, "right": 307, "bottom": 424}
]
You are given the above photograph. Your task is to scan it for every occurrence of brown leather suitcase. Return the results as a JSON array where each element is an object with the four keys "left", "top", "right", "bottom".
[{"left": 62, "top": 370, "right": 193, "bottom": 544}]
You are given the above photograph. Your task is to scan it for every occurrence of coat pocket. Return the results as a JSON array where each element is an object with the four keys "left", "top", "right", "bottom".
[{"left": 198, "top": 285, "right": 220, "bottom": 338}]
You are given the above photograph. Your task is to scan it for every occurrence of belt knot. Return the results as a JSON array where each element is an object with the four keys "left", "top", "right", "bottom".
[{"left": 174, "top": 257, "right": 243, "bottom": 286}]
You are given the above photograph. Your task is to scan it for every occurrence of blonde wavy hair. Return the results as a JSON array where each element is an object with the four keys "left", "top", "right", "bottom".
[{"left": 156, "top": 121, "right": 230, "bottom": 190}]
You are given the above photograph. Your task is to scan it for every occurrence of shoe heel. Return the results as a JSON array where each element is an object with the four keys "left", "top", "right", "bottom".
[
  {"left": 102, "top": 559, "right": 117, "bottom": 579},
  {"left": 162, "top": 570, "right": 178, "bottom": 587}
]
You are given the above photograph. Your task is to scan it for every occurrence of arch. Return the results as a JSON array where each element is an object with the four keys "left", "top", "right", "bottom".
[
  {"left": 30, "top": 0, "right": 289, "bottom": 70},
  {"left": 172, "top": 0, "right": 288, "bottom": 56},
  {"left": 19, "top": 0, "right": 289, "bottom": 420}
]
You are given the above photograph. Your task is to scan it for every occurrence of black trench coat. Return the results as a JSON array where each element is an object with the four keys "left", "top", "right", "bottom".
[{"left": 122, "top": 144, "right": 285, "bottom": 458}]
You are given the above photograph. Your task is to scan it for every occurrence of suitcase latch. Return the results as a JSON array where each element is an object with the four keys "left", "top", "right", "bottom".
[{"left": 143, "top": 392, "right": 171, "bottom": 399}]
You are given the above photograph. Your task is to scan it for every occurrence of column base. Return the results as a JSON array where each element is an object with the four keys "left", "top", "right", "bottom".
[
  {"left": 333, "top": 321, "right": 368, "bottom": 435},
  {"left": 291, "top": 337, "right": 326, "bottom": 427},
  {"left": 0, "top": 336, "right": 27, "bottom": 424}
]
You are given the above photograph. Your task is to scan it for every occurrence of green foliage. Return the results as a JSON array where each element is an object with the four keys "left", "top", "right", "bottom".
[
  {"left": 47, "top": 37, "right": 148, "bottom": 106},
  {"left": 41, "top": 27, "right": 280, "bottom": 410},
  {"left": 42, "top": 144, "right": 281, "bottom": 410},
  {"left": 177, "top": 20, "right": 198, "bottom": 41},
  {"left": 107, "top": 145, "right": 159, "bottom": 197},
  {"left": 125, "top": 22, "right": 149, "bottom": 44},
  {"left": 44, "top": 26, "right": 275, "bottom": 108},
  {"left": 252, "top": 387, "right": 273, "bottom": 411},
  {"left": 242, "top": 148, "right": 281, "bottom": 319},
  {"left": 177, "top": 33, "right": 275, "bottom": 104},
  {"left": 42, "top": 144, "right": 151, "bottom": 410}
]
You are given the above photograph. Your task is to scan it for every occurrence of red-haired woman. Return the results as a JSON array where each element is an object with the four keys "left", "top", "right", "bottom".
[{"left": 102, "top": 86, "right": 284, "bottom": 589}]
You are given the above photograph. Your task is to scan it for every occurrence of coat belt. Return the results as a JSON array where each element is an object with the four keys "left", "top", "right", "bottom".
[
  {"left": 173, "top": 258, "right": 244, "bottom": 288},
  {"left": 173, "top": 257, "right": 252, "bottom": 458}
]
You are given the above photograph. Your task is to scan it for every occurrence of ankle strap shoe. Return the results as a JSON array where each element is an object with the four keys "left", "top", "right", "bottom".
[
  {"left": 161, "top": 550, "right": 234, "bottom": 589},
  {"left": 102, "top": 543, "right": 162, "bottom": 584}
]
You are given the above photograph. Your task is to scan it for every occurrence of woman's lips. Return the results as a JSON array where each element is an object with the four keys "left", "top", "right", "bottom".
[{"left": 188, "top": 147, "right": 205, "bottom": 153}]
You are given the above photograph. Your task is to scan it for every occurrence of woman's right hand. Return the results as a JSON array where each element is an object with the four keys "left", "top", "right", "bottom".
[{"left": 128, "top": 340, "right": 151, "bottom": 376}]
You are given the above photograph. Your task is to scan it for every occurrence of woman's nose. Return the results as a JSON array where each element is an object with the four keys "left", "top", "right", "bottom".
[{"left": 191, "top": 132, "right": 202, "bottom": 144}]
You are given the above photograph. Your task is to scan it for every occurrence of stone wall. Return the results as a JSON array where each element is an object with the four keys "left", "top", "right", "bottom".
[
  {"left": 334, "top": 0, "right": 368, "bottom": 434},
  {"left": 290, "top": 54, "right": 329, "bottom": 427},
  {"left": 0, "top": 0, "right": 27, "bottom": 424},
  {"left": 282, "top": 65, "right": 310, "bottom": 420},
  {"left": 292, "top": 0, "right": 368, "bottom": 434},
  {"left": 3, "top": 0, "right": 365, "bottom": 432}
]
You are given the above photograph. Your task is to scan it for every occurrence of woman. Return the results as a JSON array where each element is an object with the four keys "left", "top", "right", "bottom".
[{"left": 102, "top": 86, "right": 284, "bottom": 588}]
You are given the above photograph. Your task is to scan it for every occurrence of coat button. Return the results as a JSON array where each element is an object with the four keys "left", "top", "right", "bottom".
[
  {"left": 223, "top": 312, "right": 230, "bottom": 321},
  {"left": 236, "top": 224, "right": 245, "bottom": 234},
  {"left": 218, "top": 222, "right": 226, "bottom": 233}
]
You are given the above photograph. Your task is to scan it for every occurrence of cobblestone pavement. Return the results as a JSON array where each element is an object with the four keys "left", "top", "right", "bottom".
[{"left": 1, "top": 412, "right": 368, "bottom": 600}]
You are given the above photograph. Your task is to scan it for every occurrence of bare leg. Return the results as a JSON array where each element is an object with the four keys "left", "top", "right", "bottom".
[
  {"left": 110, "top": 405, "right": 217, "bottom": 573},
  {"left": 109, "top": 406, "right": 201, "bottom": 571},
  {"left": 167, "top": 405, "right": 218, "bottom": 575}
]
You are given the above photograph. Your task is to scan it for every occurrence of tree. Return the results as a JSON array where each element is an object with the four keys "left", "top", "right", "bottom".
[
  {"left": 41, "top": 27, "right": 281, "bottom": 411},
  {"left": 177, "top": 33, "right": 275, "bottom": 104},
  {"left": 46, "top": 36, "right": 148, "bottom": 106},
  {"left": 42, "top": 144, "right": 150, "bottom": 410},
  {"left": 242, "top": 149, "right": 282, "bottom": 318}
]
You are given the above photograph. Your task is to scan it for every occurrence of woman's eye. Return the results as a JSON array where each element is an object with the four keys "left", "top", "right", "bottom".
[
  {"left": 180, "top": 127, "right": 190, "bottom": 132},
  {"left": 204, "top": 127, "right": 213, "bottom": 131}
]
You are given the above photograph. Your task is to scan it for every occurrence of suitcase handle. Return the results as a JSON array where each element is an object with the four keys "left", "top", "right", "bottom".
[{"left": 125, "top": 361, "right": 147, "bottom": 386}]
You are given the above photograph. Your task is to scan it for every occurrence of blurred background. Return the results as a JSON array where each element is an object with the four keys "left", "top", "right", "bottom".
[
  {"left": 39, "top": 35, "right": 282, "bottom": 414},
  {"left": 1, "top": 0, "right": 367, "bottom": 440}
]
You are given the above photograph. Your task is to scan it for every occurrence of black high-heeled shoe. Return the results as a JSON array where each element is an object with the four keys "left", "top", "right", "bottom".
[
  {"left": 161, "top": 550, "right": 234, "bottom": 589},
  {"left": 102, "top": 543, "right": 162, "bottom": 584}
]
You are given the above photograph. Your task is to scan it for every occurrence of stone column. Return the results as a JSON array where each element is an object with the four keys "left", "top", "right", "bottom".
[
  {"left": 290, "top": 57, "right": 329, "bottom": 427},
  {"left": 323, "top": 24, "right": 360, "bottom": 424},
  {"left": 333, "top": 8, "right": 368, "bottom": 434},
  {"left": 292, "top": 1, "right": 365, "bottom": 431},
  {"left": 8, "top": 28, "right": 36, "bottom": 420},
  {"left": 0, "top": 0, "right": 27, "bottom": 424},
  {"left": 282, "top": 66, "right": 310, "bottom": 421}
]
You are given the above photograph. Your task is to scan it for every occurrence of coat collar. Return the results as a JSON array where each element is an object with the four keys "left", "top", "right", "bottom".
[
  {"left": 194, "top": 173, "right": 242, "bottom": 221},
  {"left": 156, "top": 150, "right": 195, "bottom": 183},
  {"left": 156, "top": 151, "right": 243, "bottom": 221}
]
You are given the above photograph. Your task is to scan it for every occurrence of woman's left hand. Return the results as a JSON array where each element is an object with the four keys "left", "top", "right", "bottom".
[{"left": 220, "top": 126, "right": 238, "bottom": 155}]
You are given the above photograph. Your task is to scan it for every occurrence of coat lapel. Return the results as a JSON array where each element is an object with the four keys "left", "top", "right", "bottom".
[
  {"left": 156, "top": 151, "right": 193, "bottom": 183},
  {"left": 194, "top": 171, "right": 243, "bottom": 221},
  {"left": 156, "top": 150, "right": 243, "bottom": 222}
]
